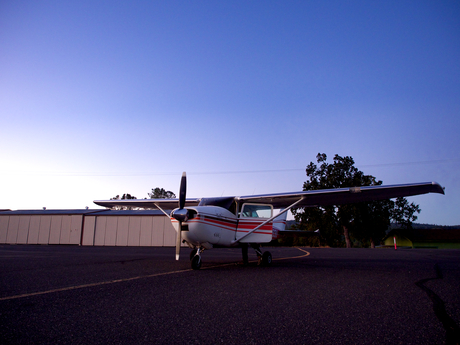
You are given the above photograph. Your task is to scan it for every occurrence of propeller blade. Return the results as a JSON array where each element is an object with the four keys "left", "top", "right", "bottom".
[
  {"left": 175, "top": 172, "right": 186, "bottom": 260},
  {"left": 175, "top": 221, "right": 181, "bottom": 260},
  {"left": 179, "top": 172, "right": 186, "bottom": 209}
]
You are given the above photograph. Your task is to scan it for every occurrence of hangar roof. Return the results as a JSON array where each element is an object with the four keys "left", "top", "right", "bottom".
[
  {"left": 0, "top": 209, "right": 105, "bottom": 215},
  {"left": 0, "top": 209, "right": 169, "bottom": 216},
  {"left": 93, "top": 210, "right": 169, "bottom": 216}
]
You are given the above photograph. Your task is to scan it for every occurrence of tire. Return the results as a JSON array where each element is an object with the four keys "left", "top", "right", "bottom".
[
  {"left": 191, "top": 255, "right": 202, "bottom": 270},
  {"left": 262, "top": 251, "right": 272, "bottom": 266}
]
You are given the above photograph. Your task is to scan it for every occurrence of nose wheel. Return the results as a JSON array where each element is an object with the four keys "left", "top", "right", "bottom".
[{"left": 190, "top": 247, "right": 204, "bottom": 270}]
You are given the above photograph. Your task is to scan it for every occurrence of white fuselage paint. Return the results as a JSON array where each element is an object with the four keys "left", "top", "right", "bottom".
[{"left": 171, "top": 206, "right": 278, "bottom": 248}]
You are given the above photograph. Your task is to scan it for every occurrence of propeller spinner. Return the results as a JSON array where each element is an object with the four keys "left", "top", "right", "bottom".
[{"left": 171, "top": 172, "right": 188, "bottom": 260}]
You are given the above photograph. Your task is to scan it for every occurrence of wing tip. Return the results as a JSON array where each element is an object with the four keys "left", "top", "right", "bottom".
[{"left": 431, "top": 182, "right": 445, "bottom": 195}]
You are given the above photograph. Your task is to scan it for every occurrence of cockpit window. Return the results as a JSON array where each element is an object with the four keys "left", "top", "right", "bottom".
[{"left": 240, "top": 204, "right": 273, "bottom": 218}]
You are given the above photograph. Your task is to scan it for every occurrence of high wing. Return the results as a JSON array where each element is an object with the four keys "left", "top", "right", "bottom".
[
  {"left": 93, "top": 198, "right": 201, "bottom": 210},
  {"left": 236, "top": 182, "right": 444, "bottom": 209},
  {"left": 94, "top": 182, "right": 444, "bottom": 210}
]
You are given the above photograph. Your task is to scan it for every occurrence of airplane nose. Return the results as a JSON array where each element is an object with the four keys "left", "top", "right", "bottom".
[{"left": 172, "top": 208, "right": 189, "bottom": 222}]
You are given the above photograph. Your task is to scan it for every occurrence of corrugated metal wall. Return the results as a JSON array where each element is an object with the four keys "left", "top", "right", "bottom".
[
  {"left": 82, "top": 215, "right": 177, "bottom": 246},
  {"left": 0, "top": 214, "right": 83, "bottom": 245},
  {"left": 0, "top": 210, "right": 178, "bottom": 247}
]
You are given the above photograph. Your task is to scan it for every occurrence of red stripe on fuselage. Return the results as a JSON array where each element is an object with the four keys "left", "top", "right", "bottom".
[
  {"left": 236, "top": 219, "right": 273, "bottom": 235},
  {"left": 172, "top": 215, "right": 273, "bottom": 234},
  {"left": 190, "top": 214, "right": 237, "bottom": 230}
]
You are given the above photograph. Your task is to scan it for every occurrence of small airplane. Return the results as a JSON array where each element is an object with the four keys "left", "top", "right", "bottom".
[{"left": 94, "top": 173, "right": 444, "bottom": 269}]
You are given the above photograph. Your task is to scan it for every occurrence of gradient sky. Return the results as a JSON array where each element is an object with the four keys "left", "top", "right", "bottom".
[{"left": 1, "top": 1, "right": 459, "bottom": 225}]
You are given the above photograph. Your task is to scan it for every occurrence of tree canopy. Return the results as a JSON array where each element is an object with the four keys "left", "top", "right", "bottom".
[
  {"left": 291, "top": 153, "right": 420, "bottom": 248},
  {"left": 107, "top": 187, "right": 176, "bottom": 210},
  {"left": 148, "top": 188, "right": 176, "bottom": 199}
]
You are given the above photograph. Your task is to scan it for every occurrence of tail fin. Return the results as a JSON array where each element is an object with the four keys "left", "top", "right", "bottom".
[{"left": 272, "top": 212, "right": 288, "bottom": 240}]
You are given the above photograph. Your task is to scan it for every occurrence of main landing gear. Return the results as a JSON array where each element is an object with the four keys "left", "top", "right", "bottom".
[
  {"left": 190, "top": 245, "right": 272, "bottom": 270},
  {"left": 242, "top": 244, "right": 272, "bottom": 266}
]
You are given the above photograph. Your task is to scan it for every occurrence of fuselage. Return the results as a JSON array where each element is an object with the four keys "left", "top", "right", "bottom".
[{"left": 171, "top": 204, "right": 285, "bottom": 249}]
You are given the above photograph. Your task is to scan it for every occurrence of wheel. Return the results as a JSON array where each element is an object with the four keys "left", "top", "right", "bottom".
[
  {"left": 262, "top": 251, "right": 272, "bottom": 266},
  {"left": 191, "top": 255, "right": 202, "bottom": 270},
  {"left": 190, "top": 249, "right": 198, "bottom": 260}
]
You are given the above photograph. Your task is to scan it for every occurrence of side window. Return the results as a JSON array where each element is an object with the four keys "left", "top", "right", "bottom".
[{"left": 240, "top": 204, "right": 272, "bottom": 218}]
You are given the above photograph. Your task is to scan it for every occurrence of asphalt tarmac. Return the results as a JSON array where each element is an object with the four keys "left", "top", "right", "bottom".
[{"left": 0, "top": 245, "right": 459, "bottom": 345}]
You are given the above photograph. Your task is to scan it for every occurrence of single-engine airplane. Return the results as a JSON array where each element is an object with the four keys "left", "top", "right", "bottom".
[{"left": 94, "top": 173, "right": 444, "bottom": 269}]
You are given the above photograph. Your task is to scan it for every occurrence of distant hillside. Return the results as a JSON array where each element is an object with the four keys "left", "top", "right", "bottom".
[
  {"left": 287, "top": 220, "right": 460, "bottom": 230},
  {"left": 398, "top": 223, "right": 460, "bottom": 230}
]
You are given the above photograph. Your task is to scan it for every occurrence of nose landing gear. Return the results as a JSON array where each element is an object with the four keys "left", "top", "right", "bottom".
[{"left": 190, "top": 247, "right": 204, "bottom": 270}]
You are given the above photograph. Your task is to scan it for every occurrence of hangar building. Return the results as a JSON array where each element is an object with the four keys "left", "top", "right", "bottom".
[{"left": 0, "top": 209, "right": 180, "bottom": 247}]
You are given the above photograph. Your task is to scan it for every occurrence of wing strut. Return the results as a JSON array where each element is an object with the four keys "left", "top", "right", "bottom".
[
  {"left": 232, "top": 197, "right": 306, "bottom": 244},
  {"left": 154, "top": 203, "right": 170, "bottom": 217}
]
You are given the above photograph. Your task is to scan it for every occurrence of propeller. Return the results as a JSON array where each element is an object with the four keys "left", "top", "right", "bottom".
[{"left": 171, "top": 172, "right": 188, "bottom": 260}]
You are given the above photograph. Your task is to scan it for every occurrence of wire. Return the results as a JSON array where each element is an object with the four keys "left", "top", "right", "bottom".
[{"left": 0, "top": 159, "right": 457, "bottom": 177}]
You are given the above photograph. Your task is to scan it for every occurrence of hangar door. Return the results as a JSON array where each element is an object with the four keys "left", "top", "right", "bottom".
[
  {"left": 82, "top": 214, "right": 180, "bottom": 247},
  {"left": 0, "top": 213, "right": 83, "bottom": 245}
]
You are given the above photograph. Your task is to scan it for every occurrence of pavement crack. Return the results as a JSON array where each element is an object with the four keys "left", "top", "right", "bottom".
[{"left": 415, "top": 263, "right": 460, "bottom": 345}]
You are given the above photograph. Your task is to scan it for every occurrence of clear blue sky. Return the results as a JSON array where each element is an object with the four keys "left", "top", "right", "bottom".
[{"left": 1, "top": 1, "right": 459, "bottom": 225}]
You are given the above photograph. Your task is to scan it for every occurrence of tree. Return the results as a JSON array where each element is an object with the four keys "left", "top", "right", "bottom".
[
  {"left": 110, "top": 193, "right": 137, "bottom": 210},
  {"left": 291, "top": 153, "right": 420, "bottom": 248},
  {"left": 148, "top": 188, "right": 176, "bottom": 199},
  {"left": 292, "top": 153, "right": 383, "bottom": 247},
  {"left": 107, "top": 187, "right": 176, "bottom": 211},
  {"left": 391, "top": 197, "right": 420, "bottom": 229}
]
